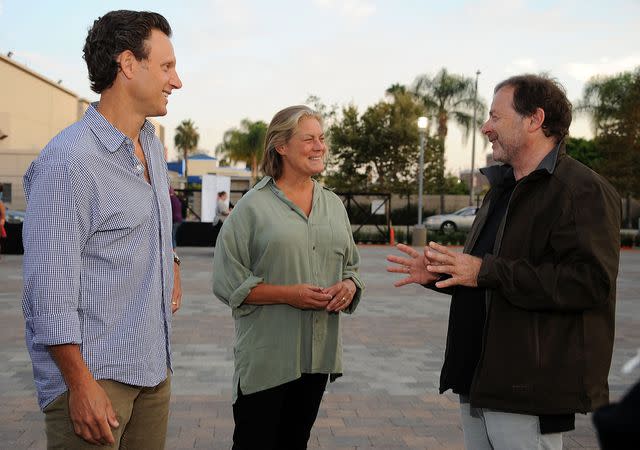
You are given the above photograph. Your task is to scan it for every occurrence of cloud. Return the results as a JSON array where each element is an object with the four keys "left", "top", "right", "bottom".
[
  {"left": 314, "top": 0, "right": 376, "bottom": 19},
  {"left": 565, "top": 55, "right": 640, "bottom": 82},
  {"left": 505, "top": 58, "right": 539, "bottom": 74}
]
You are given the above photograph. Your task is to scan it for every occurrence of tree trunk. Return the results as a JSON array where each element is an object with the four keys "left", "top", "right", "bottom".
[
  {"left": 626, "top": 193, "right": 632, "bottom": 228},
  {"left": 183, "top": 148, "right": 188, "bottom": 187},
  {"left": 251, "top": 155, "right": 258, "bottom": 186}
]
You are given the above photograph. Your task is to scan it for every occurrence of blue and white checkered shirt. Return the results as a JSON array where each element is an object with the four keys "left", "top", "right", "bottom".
[{"left": 22, "top": 103, "right": 174, "bottom": 410}]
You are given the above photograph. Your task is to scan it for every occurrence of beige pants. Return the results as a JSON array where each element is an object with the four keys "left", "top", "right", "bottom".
[{"left": 44, "top": 375, "right": 171, "bottom": 450}]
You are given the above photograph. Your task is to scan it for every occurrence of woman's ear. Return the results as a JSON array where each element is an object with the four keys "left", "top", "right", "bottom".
[{"left": 275, "top": 144, "right": 287, "bottom": 156}]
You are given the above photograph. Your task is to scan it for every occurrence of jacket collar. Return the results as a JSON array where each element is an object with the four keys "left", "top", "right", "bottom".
[{"left": 480, "top": 141, "right": 564, "bottom": 187}]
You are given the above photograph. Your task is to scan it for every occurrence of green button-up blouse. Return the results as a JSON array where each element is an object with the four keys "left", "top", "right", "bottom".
[{"left": 212, "top": 176, "right": 364, "bottom": 402}]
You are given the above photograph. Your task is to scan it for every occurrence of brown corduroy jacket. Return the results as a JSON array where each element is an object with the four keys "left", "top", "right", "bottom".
[{"left": 464, "top": 146, "right": 621, "bottom": 415}]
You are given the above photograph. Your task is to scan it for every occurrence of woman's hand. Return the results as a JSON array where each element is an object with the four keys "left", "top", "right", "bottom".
[
  {"left": 323, "top": 279, "right": 357, "bottom": 312},
  {"left": 288, "top": 284, "right": 332, "bottom": 310}
]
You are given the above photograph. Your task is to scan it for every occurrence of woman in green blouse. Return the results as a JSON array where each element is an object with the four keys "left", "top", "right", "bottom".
[{"left": 213, "top": 105, "right": 364, "bottom": 450}]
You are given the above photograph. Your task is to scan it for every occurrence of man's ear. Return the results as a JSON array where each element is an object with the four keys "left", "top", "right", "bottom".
[
  {"left": 528, "top": 107, "right": 545, "bottom": 132},
  {"left": 117, "top": 50, "right": 136, "bottom": 80}
]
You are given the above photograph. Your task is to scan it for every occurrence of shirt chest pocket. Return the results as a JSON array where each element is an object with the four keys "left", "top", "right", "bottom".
[
  {"left": 312, "top": 221, "right": 349, "bottom": 263},
  {"left": 97, "top": 188, "right": 156, "bottom": 236}
]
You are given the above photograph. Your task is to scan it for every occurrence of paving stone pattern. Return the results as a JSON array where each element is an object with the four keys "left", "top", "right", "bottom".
[{"left": 1, "top": 247, "right": 639, "bottom": 449}]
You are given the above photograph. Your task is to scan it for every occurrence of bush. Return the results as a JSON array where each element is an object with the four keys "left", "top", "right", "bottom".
[
  {"left": 387, "top": 227, "right": 468, "bottom": 246},
  {"left": 621, "top": 234, "right": 634, "bottom": 247},
  {"left": 427, "top": 230, "right": 468, "bottom": 246},
  {"left": 390, "top": 205, "right": 438, "bottom": 226}
]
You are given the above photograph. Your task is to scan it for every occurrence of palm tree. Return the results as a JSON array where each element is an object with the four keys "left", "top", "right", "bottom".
[
  {"left": 412, "top": 68, "right": 486, "bottom": 212},
  {"left": 577, "top": 68, "right": 640, "bottom": 226},
  {"left": 217, "top": 119, "right": 268, "bottom": 184},
  {"left": 174, "top": 119, "right": 200, "bottom": 185}
]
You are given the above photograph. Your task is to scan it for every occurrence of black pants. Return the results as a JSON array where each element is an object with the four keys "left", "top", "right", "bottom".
[{"left": 232, "top": 373, "right": 329, "bottom": 450}]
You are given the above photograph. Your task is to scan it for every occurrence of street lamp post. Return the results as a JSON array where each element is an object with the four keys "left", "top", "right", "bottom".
[
  {"left": 412, "top": 116, "right": 428, "bottom": 247},
  {"left": 469, "top": 70, "right": 480, "bottom": 206}
]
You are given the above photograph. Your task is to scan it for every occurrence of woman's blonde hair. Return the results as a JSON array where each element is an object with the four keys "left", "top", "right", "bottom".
[{"left": 260, "top": 105, "right": 323, "bottom": 180}]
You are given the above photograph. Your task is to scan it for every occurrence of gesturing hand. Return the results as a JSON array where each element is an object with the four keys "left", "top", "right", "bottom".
[
  {"left": 386, "top": 243, "right": 440, "bottom": 287},
  {"left": 425, "top": 241, "right": 482, "bottom": 288},
  {"left": 68, "top": 378, "right": 119, "bottom": 445},
  {"left": 289, "top": 284, "right": 332, "bottom": 310}
]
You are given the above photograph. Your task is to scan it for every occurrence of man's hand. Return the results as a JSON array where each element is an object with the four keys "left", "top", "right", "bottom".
[
  {"left": 425, "top": 241, "right": 482, "bottom": 288},
  {"left": 67, "top": 378, "right": 119, "bottom": 445},
  {"left": 323, "top": 279, "right": 357, "bottom": 312},
  {"left": 386, "top": 243, "right": 440, "bottom": 287},
  {"left": 49, "top": 344, "right": 119, "bottom": 445},
  {"left": 171, "top": 261, "right": 182, "bottom": 314},
  {"left": 288, "top": 284, "right": 332, "bottom": 310}
]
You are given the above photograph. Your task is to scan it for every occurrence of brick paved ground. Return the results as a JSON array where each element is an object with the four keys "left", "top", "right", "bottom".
[{"left": 1, "top": 246, "right": 638, "bottom": 449}]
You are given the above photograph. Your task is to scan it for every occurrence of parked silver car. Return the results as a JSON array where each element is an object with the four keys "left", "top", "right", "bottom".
[{"left": 424, "top": 206, "right": 478, "bottom": 233}]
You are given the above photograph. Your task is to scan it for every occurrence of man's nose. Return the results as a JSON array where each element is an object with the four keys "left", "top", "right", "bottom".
[
  {"left": 480, "top": 120, "right": 491, "bottom": 135},
  {"left": 172, "top": 71, "right": 183, "bottom": 89}
]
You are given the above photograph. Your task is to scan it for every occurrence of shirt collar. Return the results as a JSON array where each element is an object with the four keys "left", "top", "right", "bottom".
[
  {"left": 254, "top": 176, "right": 273, "bottom": 190},
  {"left": 83, "top": 102, "right": 158, "bottom": 153},
  {"left": 480, "top": 141, "right": 563, "bottom": 187},
  {"left": 535, "top": 142, "right": 561, "bottom": 175}
]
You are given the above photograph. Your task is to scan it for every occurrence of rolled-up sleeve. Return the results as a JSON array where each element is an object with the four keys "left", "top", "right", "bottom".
[
  {"left": 212, "top": 211, "right": 263, "bottom": 317},
  {"left": 340, "top": 208, "right": 364, "bottom": 314},
  {"left": 22, "top": 160, "right": 89, "bottom": 346}
]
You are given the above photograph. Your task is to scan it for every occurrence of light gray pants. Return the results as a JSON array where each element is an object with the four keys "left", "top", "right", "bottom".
[{"left": 459, "top": 396, "right": 562, "bottom": 450}]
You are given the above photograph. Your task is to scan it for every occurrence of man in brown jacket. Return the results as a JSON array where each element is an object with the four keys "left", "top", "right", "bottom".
[{"left": 388, "top": 74, "right": 621, "bottom": 449}]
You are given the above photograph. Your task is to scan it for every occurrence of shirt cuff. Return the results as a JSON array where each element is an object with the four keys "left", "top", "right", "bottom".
[
  {"left": 477, "top": 254, "right": 499, "bottom": 288},
  {"left": 30, "top": 312, "right": 82, "bottom": 346},
  {"left": 342, "top": 271, "right": 364, "bottom": 314},
  {"left": 229, "top": 275, "right": 264, "bottom": 317}
]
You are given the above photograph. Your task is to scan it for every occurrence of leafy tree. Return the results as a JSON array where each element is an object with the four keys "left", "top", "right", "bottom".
[
  {"left": 174, "top": 119, "right": 200, "bottom": 185},
  {"left": 412, "top": 68, "right": 486, "bottom": 211},
  {"left": 326, "top": 90, "right": 424, "bottom": 193},
  {"left": 444, "top": 174, "right": 470, "bottom": 195},
  {"left": 578, "top": 67, "right": 640, "bottom": 226},
  {"left": 565, "top": 137, "right": 602, "bottom": 170},
  {"left": 217, "top": 119, "right": 268, "bottom": 184}
]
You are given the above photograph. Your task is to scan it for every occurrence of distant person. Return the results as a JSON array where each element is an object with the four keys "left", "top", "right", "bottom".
[
  {"left": 213, "top": 105, "right": 364, "bottom": 450},
  {"left": 22, "top": 10, "right": 182, "bottom": 448},
  {"left": 170, "top": 186, "right": 183, "bottom": 248},
  {"left": 215, "top": 190, "right": 230, "bottom": 224},
  {"left": 212, "top": 190, "right": 230, "bottom": 244},
  {"left": 387, "top": 74, "right": 621, "bottom": 449}
]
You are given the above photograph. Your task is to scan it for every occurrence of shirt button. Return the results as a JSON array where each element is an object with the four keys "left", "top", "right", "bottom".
[{"left": 312, "top": 246, "right": 316, "bottom": 250}]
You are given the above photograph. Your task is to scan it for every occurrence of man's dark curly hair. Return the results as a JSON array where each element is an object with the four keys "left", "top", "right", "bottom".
[
  {"left": 495, "top": 74, "right": 572, "bottom": 143},
  {"left": 82, "top": 10, "right": 172, "bottom": 94}
]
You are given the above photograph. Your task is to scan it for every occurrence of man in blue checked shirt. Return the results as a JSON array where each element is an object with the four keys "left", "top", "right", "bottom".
[{"left": 22, "top": 10, "right": 183, "bottom": 449}]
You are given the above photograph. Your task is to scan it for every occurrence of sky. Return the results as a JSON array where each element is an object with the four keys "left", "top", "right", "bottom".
[{"left": 2, "top": 0, "right": 639, "bottom": 174}]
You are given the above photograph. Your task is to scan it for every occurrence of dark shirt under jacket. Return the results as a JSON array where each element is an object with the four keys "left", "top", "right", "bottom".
[{"left": 440, "top": 172, "right": 516, "bottom": 397}]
